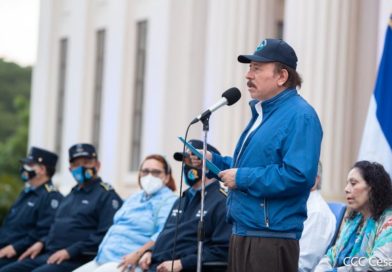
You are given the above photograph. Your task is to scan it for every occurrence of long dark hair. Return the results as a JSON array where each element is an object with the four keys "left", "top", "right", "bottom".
[
  {"left": 349, "top": 161, "right": 392, "bottom": 220},
  {"left": 138, "top": 154, "right": 176, "bottom": 192}
]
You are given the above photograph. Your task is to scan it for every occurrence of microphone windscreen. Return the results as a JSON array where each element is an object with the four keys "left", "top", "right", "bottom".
[
  {"left": 222, "top": 87, "right": 241, "bottom": 106},
  {"left": 173, "top": 152, "right": 189, "bottom": 161}
]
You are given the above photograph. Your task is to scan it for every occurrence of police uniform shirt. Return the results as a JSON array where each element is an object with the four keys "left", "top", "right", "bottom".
[
  {"left": 150, "top": 180, "right": 232, "bottom": 271},
  {"left": 0, "top": 181, "right": 63, "bottom": 254},
  {"left": 43, "top": 178, "right": 123, "bottom": 258}
]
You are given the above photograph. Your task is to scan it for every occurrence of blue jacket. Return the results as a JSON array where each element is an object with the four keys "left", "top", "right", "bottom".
[
  {"left": 0, "top": 181, "right": 63, "bottom": 254},
  {"left": 212, "top": 89, "right": 322, "bottom": 240},
  {"left": 150, "top": 181, "right": 232, "bottom": 271}
]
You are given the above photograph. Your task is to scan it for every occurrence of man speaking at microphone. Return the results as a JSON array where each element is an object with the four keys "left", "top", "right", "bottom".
[{"left": 191, "top": 39, "right": 322, "bottom": 272}]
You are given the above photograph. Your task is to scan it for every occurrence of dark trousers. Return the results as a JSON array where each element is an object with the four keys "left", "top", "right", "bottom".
[
  {"left": 227, "top": 235, "right": 299, "bottom": 272},
  {"left": 0, "top": 253, "right": 85, "bottom": 272},
  {"left": 0, "top": 258, "right": 17, "bottom": 269}
]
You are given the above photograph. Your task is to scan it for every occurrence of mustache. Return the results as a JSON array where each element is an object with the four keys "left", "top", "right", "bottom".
[{"left": 247, "top": 81, "right": 256, "bottom": 88}]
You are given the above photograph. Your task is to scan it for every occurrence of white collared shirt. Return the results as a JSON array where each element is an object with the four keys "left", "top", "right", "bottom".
[
  {"left": 298, "top": 190, "right": 336, "bottom": 272},
  {"left": 237, "top": 101, "right": 263, "bottom": 158},
  {"left": 246, "top": 101, "right": 263, "bottom": 139}
]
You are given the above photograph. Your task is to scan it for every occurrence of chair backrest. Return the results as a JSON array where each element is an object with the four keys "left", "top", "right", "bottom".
[{"left": 327, "top": 201, "right": 347, "bottom": 249}]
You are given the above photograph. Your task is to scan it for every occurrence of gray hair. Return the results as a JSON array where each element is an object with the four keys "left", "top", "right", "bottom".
[{"left": 316, "top": 161, "right": 322, "bottom": 190}]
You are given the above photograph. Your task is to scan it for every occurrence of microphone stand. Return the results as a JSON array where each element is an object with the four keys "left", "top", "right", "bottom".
[{"left": 196, "top": 113, "right": 211, "bottom": 272}]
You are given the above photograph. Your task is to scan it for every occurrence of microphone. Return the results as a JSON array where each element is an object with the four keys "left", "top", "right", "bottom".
[
  {"left": 191, "top": 87, "right": 241, "bottom": 124},
  {"left": 173, "top": 152, "right": 189, "bottom": 161}
]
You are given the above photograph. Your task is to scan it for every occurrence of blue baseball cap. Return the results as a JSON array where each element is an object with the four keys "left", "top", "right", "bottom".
[{"left": 238, "top": 38, "right": 298, "bottom": 69}]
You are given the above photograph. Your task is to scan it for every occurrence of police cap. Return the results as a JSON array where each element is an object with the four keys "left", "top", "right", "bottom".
[
  {"left": 21, "top": 147, "right": 58, "bottom": 168},
  {"left": 69, "top": 143, "right": 98, "bottom": 162}
]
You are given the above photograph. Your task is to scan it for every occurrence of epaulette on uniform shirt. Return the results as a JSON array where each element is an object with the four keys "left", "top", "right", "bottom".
[
  {"left": 45, "top": 184, "right": 58, "bottom": 192},
  {"left": 219, "top": 184, "right": 228, "bottom": 197},
  {"left": 100, "top": 181, "right": 113, "bottom": 191}
]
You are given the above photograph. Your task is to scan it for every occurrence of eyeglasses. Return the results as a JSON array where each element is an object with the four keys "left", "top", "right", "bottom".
[{"left": 140, "top": 168, "right": 164, "bottom": 177}]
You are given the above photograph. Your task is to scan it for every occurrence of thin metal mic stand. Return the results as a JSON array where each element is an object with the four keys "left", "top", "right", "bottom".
[{"left": 196, "top": 115, "right": 210, "bottom": 272}]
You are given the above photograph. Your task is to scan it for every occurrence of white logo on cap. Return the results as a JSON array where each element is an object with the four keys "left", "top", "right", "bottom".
[
  {"left": 76, "top": 144, "right": 84, "bottom": 153},
  {"left": 256, "top": 39, "right": 267, "bottom": 51}
]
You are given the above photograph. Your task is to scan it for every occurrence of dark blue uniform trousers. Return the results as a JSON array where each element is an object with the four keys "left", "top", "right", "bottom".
[
  {"left": 0, "top": 258, "right": 17, "bottom": 269},
  {"left": 0, "top": 253, "right": 85, "bottom": 272}
]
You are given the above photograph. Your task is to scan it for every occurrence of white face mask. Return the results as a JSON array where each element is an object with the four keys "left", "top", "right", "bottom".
[{"left": 140, "top": 175, "right": 164, "bottom": 195}]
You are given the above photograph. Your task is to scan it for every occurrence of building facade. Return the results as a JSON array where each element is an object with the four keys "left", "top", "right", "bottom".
[{"left": 29, "top": 0, "right": 392, "bottom": 199}]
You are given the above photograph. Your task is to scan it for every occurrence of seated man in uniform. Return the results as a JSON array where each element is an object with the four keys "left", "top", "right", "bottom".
[
  {"left": 0, "top": 143, "right": 123, "bottom": 272},
  {"left": 0, "top": 147, "right": 63, "bottom": 268},
  {"left": 138, "top": 140, "right": 232, "bottom": 272}
]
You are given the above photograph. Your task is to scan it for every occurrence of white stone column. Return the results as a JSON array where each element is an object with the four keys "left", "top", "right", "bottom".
[
  {"left": 29, "top": 0, "right": 56, "bottom": 148},
  {"left": 158, "top": 0, "right": 209, "bottom": 182},
  {"left": 202, "top": 0, "right": 284, "bottom": 156},
  {"left": 31, "top": 0, "right": 92, "bottom": 192},
  {"left": 96, "top": 0, "right": 129, "bottom": 189},
  {"left": 118, "top": 0, "right": 182, "bottom": 194},
  {"left": 55, "top": 0, "right": 92, "bottom": 193},
  {"left": 284, "top": 0, "right": 379, "bottom": 200}
]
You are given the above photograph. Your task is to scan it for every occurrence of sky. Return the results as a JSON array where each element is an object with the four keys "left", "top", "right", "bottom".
[{"left": 0, "top": 0, "right": 40, "bottom": 66}]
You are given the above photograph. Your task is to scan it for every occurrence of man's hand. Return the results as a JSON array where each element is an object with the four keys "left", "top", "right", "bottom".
[
  {"left": 138, "top": 251, "right": 152, "bottom": 271},
  {"left": 47, "top": 249, "right": 70, "bottom": 264},
  {"left": 18, "top": 241, "right": 44, "bottom": 260},
  {"left": 219, "top": 168, "right": 238, "bottom": 189},
  {"left": 0, "top": 245, "right": 16, "bottom": 259},
  {"left": 156, "top": 259, "right": 182, "bottom": 272},
  {"left": 118, "top": 251, "right": 142, "bottom": 272}
]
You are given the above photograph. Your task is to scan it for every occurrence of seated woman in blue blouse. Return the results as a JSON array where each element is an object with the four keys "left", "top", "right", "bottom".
[{"left": 73, "top": 154, "right": 177, "bottom": 272}]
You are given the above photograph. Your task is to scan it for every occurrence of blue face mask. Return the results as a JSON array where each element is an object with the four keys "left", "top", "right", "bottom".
[
  {"left": 71, "top": 166, "right": 96, "bottom": 184},
  {"left": 19, "top": 165, "right": 37, "bottom": 182},
  {"left": 183, "top": 165, "right": 202, "bottom": 187}
]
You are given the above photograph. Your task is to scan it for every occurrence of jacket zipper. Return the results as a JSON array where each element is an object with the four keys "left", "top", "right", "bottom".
[
  {"left": 233, "top": 133, "right": 253, "bottom": 167},
  {"left": 263, "top": 198, "right": 269, "bottom": 228},
  {"left": 233, "top": 114, "right": 260, "bottom": 167}
]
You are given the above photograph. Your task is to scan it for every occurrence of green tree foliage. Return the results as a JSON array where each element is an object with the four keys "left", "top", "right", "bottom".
[{"left": 0, "top": 59, "right": 31, "bottom": 223}]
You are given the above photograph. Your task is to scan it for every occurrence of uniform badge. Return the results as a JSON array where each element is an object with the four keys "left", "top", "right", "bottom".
[
  {"left": 112, "top": 199, "right": 119, "bottom": 209},
  {"left": 76, "top": 144, "right": 84, "bottom": 153},
  {"left": 82, "top": 200, "right": 89, "bottom": 205},
  {"left": 172, "top": 209, "right": 182, "bottom": 217},
  {"left": 51, "top": 199, "right": 59, "bottom": 209},
  {"left": 196, "top": 210, "right": 207, "bottom": 217}
]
